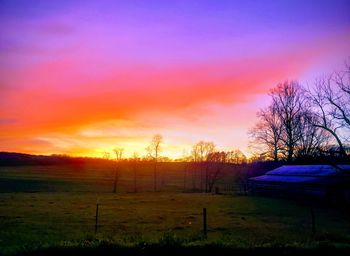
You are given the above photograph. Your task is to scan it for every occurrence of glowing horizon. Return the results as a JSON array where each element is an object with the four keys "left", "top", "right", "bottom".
[{"left": 1, "top": 0, "right": 350, "bottom": 159}]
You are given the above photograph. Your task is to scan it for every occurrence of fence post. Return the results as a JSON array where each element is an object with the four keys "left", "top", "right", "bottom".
[
  {"left": 203, "top": 208, "right": 207, "bottom": 239},
  {"left": 95, "top": 199, "right": 99, "bottom": 234},
  {"left": 310, "top": 208, "right": 316, "bottom": 235}
]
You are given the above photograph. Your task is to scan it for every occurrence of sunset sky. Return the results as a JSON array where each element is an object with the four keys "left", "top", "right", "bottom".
[{"left": 1, "top": 0, "right": 350, "bottom": 158}]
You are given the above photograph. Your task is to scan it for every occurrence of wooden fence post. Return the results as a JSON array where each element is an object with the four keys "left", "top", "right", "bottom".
[{"left": 203, "top": 208, "right": 207, "bottom": 239}]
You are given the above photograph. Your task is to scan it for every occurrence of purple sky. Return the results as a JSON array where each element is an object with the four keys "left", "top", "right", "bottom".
[{"left": 1, "top": 0, "right": 349, "bottom": 157}]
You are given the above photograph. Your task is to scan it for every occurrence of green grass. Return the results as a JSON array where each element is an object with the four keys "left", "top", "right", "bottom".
[
  {"left": 0, "top": 164, "right": 349, "bottom": 255},
  {"left": 0, "top": 163, "right": 244, "bottom": 193},
  {"left": 1, "top": 192, "right": 350, "bottom": 255}
]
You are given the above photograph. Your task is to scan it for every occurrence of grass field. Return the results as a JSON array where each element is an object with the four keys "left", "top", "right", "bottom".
[
  {"left": 0, "top": 164, "right": 350, "bottom": 255},
  {"left": 0, "top": 162, "right": 245, "bottom": 193}
]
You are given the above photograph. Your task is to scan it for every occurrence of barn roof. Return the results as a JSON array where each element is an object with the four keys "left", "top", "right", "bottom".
[
  {"left": 265, "top": 165, "right": 349, "bottom": 177},
  {"left": 250, "top": 165, "right": 350, "bottom": 184}
]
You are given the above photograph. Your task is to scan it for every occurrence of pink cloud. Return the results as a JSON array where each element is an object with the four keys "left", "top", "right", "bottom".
[{"left": 1, "top": 30, "right": 349, "bottom": 156}]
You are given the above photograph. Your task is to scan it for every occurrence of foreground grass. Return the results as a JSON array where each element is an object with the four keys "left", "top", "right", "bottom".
[
  {"left": 12, "top": 236, "right": 350, "bottom": 256},
  {"left": 1, "top": 164, "right": 349, "bottom": 255},
  {"left": 0, "top": 192, "right": 350, "bottom": 255}
]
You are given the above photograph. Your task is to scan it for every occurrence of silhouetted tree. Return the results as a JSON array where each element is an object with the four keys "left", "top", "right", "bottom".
[
  {"left": 131, "top": 152, "right": 139, "bottom": 193},
  {"left": 191, "top": 141, "right": 215, "bottom": 192},
  {"left": 307, "top": 62, "right": 350, "bottom": 157},
  {"left": 206, "top": 151, "right": 227, "bottom": 193},
  {"left": 103, "top": 152, "right": 111, "bottom": 160},
  {"left": 249, "top": 105, "right": 283, "bottom": 161},
  {"left": 146, "top": 134, "right": 163, "bottom": 192},
  {"left": 329, "top": 62, "right": 350, "bottom": 129},
  {"left": 250, "top": 80, "right": 331, "bottom": 161},
  {"left": 227, "top": 149, "right": 247, "bottom": 164},
  {"left": 271, "top": 81, "right": 306, "bottom": 162},
  {"left": 182, "top": 149, "right": 190, "bottom": 191},
  {"left": 295, "top": 111, "right": 330, "bottom": 158},
  {"left": 112, "top": 147, "right": 124, "bottom": 193}
]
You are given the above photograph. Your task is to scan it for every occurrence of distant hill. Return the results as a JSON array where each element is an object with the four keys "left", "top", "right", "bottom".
[{"left": 0, "top": 152, "right": 106, "bottom": 166}]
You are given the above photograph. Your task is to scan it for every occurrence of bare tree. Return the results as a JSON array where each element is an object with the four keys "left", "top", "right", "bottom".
[
  {"left": 190, "top": 144, "right": 200, "bottom": 190},
  {"left": 103, "top": 151, "right": 111, "bottom": 160},
  {"left": 329, "top": 62, "right": 350, "bottom": 129},
  {"left": 146, "top": 134, "right": 163, "bottom": 192},
  {"left": 227, "top": 149, "right": 247, "bottom": 164},
  {"left": 192, "top": 141, "right": 215, "bottom": 192},
  {"left": 249, "top": 105, "right": 283, "bottom": 161},
  {"left": 131, "top": 152, "right": 139, "bottom": 193},
  {"left": 306, "top": 67, "right": 350, "bottom": 156},
  {"left": 181, "top": 149, "right": 190, "bottom": 191},
  {"left": 250, "top": 80, "right": 331, "bottom": 161},
  {"left": 271, "top": 80, "right": 305, "bottom": 162},
  {"left": 295, "top": 111, "right": 330, "bottom": 158},
  {"left": 112, "top": 147, "right": 124, "bottom": 193},
  {"left": 206, "top": 151, "right": 228, "bottom": 193}
]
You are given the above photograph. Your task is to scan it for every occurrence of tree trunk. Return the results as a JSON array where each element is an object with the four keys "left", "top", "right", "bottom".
[
  {"left": 154, "top": 161, "right": 157, "bottom": 192},
  {"left": 273, "top": 147, "right": 278, "bottom": 162},
  {"left": 133, "top": 166, "right": 137, "bottom": 193},
  {"left": 113, "top": 169, "right": 118, "bottom": 193}
]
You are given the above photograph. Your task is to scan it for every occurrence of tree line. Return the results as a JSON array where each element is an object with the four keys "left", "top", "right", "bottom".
[{"left": 108, "top": 135, "right": 247, "bottom": 193}]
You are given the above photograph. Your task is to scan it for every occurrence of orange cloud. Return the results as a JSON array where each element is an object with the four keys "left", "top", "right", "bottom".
[{"left": 1, "top": 32, "right": 349, "bottom": 157}]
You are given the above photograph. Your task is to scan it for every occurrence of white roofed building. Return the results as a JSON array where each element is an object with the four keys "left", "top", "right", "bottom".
[{"left": 249, "top": 165, "right": 350, "bottom": 203}]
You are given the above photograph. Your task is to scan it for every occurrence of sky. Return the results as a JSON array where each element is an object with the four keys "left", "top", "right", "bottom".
[{"left": 0, "top": 0, "right": 350, "bottom": 158}]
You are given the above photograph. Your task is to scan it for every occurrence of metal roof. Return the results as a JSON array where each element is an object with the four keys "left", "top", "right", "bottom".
[
  {"left": 252, "top": 174, "right": 321, "bottom": 183},
  {"left": 250, "top": 165, "right": 350, "bottom": 184},
  {"left": 265, "top": 165, "right": 339, "bottom": 177}
]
